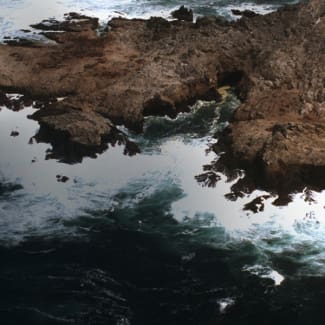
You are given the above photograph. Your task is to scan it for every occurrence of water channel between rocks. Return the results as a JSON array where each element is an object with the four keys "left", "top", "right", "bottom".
[{"left": 1, "top": 91, "right": 325, "bottom": 324}]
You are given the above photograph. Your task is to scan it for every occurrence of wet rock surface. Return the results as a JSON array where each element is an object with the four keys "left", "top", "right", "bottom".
[
  {"left": 0, "top": 1, "right": 324, "bottom": 192},
  {"left": 10, "top": 130, "right": 19, "bottom": 137},
  {"left": 231, "top": 9, "right": 259, "bottom": 18}
]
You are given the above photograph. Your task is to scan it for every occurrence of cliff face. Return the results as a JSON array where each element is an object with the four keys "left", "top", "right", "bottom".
[
  {"left": 215, "top": 0, "right": 325, "bottom": 191},
  {"left": 0, "top": 1, "right": 324, "bottom": 188}
]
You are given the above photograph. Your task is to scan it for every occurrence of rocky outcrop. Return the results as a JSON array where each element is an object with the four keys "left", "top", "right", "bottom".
[
  {"left": 171, "top": 6, "right": 194, "bottom": 22},
  {"left": 0, "top": 2, "right": 324, "bottom": 191},
  {"left": 231, "top": 9, "right": 259, "bottom": 18},
  {"left": 214, "top": 0, "right": 325, "bottom": 192},
  {"left": 32, "top": 105, "right": 113, "bottom": 147}
]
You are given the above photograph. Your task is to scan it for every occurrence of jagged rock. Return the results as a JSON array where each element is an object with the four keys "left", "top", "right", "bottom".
[
  {"left": 31, "top": 106, "right": 114, "bottom": 147},
  {"left": 231, "top": 9, "right": 259, "bottom": 18},
  {"left": 0, "top": 91, "right": 10, "bottom": 107},
  {"left": 56, "top": 175, "right": 69, "bottom": 183},
  {"left": 31, "top": 14, "right": 99, "bottom": 32},
  {"left": 171, "top": 6, "right": 193, "bottom": 22},
  {"left": 10, "top": 131, "right": 19, "bottom": 137}
]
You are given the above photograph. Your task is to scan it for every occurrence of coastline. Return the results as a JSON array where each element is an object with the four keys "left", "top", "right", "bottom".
[{"left": 0, "top": 0, "right": 324, "bottom": 195}]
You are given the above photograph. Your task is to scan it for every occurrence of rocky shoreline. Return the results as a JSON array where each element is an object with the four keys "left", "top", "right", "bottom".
[{"left": 0, "top": 0, "right": 324, "bottom": 194}]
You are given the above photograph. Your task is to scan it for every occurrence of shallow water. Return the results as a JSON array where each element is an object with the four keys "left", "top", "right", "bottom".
[{"left": 2, "top": 0, "right": 325, "bottom": 324}]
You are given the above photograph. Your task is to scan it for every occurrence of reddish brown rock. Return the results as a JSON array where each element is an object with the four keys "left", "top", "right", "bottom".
[
  {"left": 0, "top": 0, "right": 324, "bottom": 191},
  {"left": 215, "top": 0, "right": 325, "bottom": 192}
]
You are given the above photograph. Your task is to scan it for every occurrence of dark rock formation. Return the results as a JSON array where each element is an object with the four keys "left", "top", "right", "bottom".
[
  {"left": 0, "top": 91, "right": 10, "bottom": 107},
  {"left": 56, "top": 175, "right": 69, "bottom": 183},
  {"left": 231, "top": 9, "right": 259, "bottom": 18},
  {"left": 171, "top": 6, "right": 194, "bottom": 22},
  {"left": 3, "top": 38, "right": 42, "bottom": 47},
  {"left": 0, "top": 0, "right": 324, "bottom": 191},
  {"left": 10, "top": 131, "right": 19, "bottom": 137},
  {"left": 30, "top": 13, "right": 99, "bottom": 32}
]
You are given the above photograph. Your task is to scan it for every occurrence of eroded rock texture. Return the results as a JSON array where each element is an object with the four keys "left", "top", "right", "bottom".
[
  {"left": 0, "top": 0, "right": 324, "bottom": 189},
  {"left": 215, "top": 0, "right": 325, "bottom": 190}
]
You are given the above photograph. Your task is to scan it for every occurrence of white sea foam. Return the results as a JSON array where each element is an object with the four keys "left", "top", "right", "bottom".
[
  {"left": 0, "top": 0, "right": 304, "bottom": 40},
  {"left": 217, "top": 298, "right": 235, "bottom": 313},
  {"left": 243, "top": 265, "right": 285, "bottom": 286}
]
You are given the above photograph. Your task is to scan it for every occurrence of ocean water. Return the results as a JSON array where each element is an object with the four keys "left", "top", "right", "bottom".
[
  {"left": 1, "top": 1, "right": 325, "bottom": 325},
  {"left": 0, "top": 0, "right": 302, "bottom": 40}
]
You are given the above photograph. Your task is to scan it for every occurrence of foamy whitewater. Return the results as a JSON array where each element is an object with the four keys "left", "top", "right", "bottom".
[{"left": 0, "top": 0, "right": 302, "bottom": 39}]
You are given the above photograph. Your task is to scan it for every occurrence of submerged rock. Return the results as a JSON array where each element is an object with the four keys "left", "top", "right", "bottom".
[{"left": 56, "top": 174, "right": 69, "bottom": 183}]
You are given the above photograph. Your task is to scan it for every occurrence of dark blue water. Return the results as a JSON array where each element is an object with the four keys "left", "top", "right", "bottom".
[{"left": 1, "top": 1, "right": 325, "bottom": 324}]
